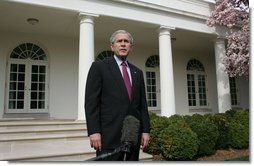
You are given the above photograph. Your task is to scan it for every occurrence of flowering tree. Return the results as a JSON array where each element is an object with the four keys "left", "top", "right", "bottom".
[{"left": 207, "top": 0, "right": 249, "bottom": 77}]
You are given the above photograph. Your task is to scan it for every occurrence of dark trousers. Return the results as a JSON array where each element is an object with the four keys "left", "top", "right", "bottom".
[{"left": 96, "top": 147, "right": 140, "bottom": 161}]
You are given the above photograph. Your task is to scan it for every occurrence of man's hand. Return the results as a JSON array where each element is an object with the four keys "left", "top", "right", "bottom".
[
  {"left": 89, "top": 133, "right": 102, "bottom": 151},
  {"left": 140, "top": 133, "right": 150, "bottom": 150}
]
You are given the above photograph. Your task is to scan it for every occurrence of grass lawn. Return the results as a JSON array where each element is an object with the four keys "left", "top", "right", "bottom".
[{"left": 225, "top": 156, "right": 249, "bottom": 161}]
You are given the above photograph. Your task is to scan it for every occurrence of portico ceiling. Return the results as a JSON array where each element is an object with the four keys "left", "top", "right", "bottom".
[{"left": 0, "top": 1, "right": 214, "bottom": 52}]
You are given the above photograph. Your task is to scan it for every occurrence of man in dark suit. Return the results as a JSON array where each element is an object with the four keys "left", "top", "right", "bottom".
[{"left": 85, "top": 30, "right": 150, "bottom": 161}]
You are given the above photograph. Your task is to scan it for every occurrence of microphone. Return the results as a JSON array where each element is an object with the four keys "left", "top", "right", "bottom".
[
  {"left": 121, "top": 115, "right": 140, "bottom": 146},
  {"left": 86, "top": 115, "right": 140, "bottom": 161},
  {"left": 120, "top": 115, "right": 140, "bottom": 160}
]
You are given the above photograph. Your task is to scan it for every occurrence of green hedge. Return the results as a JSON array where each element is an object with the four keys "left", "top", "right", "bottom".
[
  {"left": 146, "top": 109, "right": 249, "bottom": 160},
  {"left": 184, "top": 114, "right": 219, "bottom": 156},
  {"left": 145, "top": 114, "right": 199, "bottom": 160},
  {"left": 207, "top": 113, "right": 231, "bottom": 149},
  {"left": 159, "top": 115, "right": 199, "bottom": 160}
]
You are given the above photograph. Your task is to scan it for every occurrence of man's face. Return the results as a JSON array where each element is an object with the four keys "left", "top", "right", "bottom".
[{"left": 111, "top": 33, "right": 132, "bottom": 60}]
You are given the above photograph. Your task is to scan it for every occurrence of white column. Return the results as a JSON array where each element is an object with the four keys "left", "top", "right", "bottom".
[
  {"left": 158, "top": 26, "right": 176, "bottom": 117},
  {"left": 214, "top": 38, "right": 231, "bottom": 113},
  {"left": 77, "top": 13, "right": 98, "bottom": 120}
]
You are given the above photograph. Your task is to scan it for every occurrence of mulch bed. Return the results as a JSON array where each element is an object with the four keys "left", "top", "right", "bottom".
[
  {"left": 152, "top": 148, "right": 249, "bottom": 161},
  {"left": 196, "top": 148, "right": 249, "bottom": 161}
]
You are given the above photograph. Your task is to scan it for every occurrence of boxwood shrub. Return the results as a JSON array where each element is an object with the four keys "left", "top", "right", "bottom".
[
  {"left": 159, "top": 117, "right": 199, "bottom": 160},
  {"left": 146, "top": 114, "right": 199, "bottom": 160},
  {"left": 207, "top": 113, "right": 231, "bottom": 149},
  {"left": 146, "top": 109, "right": 249, "bottom": 160},
  {"left": 184, "top": 114, "right": 219, "bottom": 156},
  {"left": 145, "top": 115, "right": 171, "bottom": 155},
  {"left": 228, "top": 121, "right": 249, "bottom": 149}
]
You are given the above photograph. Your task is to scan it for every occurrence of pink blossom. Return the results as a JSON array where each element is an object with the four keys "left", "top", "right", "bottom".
[{"left": 207, "top": 0, "right": 249, "bottom": 77}]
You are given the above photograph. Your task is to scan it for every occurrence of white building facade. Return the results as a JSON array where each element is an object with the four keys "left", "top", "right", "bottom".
[{"left": 0, "top": 0, "right": 249, "bottom": 120}]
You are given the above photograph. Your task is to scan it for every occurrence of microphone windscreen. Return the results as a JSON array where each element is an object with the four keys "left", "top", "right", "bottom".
[{"left": 121, "top": 115, "right": 140, "bottom": 146}]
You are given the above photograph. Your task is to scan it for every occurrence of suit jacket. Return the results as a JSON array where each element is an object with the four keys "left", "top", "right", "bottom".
[{"left": 85, "top": 57, "right": 150, "bottom": 149}]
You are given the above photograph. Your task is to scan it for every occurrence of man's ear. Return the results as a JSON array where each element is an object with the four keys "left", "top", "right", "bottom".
[{"left": 129, "top": 45, "right": 133, "bottom": 51}]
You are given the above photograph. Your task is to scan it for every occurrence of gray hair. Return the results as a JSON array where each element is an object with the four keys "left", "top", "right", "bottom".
[{"left": 110, "top": 30, "right": 134, "bottom": 44}]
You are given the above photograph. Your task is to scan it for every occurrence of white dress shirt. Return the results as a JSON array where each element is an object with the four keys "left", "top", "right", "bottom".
[{"left": 114, "top": 55, "right": 132, "bottom": 85}]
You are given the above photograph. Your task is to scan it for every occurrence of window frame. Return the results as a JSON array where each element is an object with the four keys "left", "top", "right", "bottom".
[{"left": 186, "top": 59, "right": 209, "bottom": 111}]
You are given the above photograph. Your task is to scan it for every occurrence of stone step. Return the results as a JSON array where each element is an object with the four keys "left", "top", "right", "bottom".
[
  {"left": 0, "top": 139, "right": 153, "bottom": 161},
  {"left": 0, "top": 139, "right": 94, "bottom": 161},
  {"left": 0, "top": 120, "right": 87, "bottom": 142},
  {"left": 0, "top": 119, "right": 154, "bottom": 161},
  {"left": 0, "top": 131, "right": 88, "bottom": 142},
  {"left": 0, "top": 120, "right": 86, "bottom": 127},
  {"left": 0, "top": 124, "right": 86, "bottom": 134},
  {"left": 0, "top": 120, "right": 87, "bottom": 134}
]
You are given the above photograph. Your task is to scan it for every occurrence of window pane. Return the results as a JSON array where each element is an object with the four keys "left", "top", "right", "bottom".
[
  {"left": 39, "top": 83, "right": 45, "bottom": 91},
  {"left": 147, "top": 86, "right": 151, "bottom": 92},
  {"left": 38, "top": 101, "right": 45, "bottom": 109},
  {"left": 39, "top": 92, "right": 45, "bottom": 100},
  {"left": 39, "top": 66, "right": 46, "bottom": 74},
  {"left": 152, "top": 79, "right": 155, "bottom": 84},
  {"left": 31, "top": 92, "right": 37, "bottom": 99},
  {"left": 10, "top": 73, "right": 17, "bottom": 81},
  {"left": 9, "top": 101, "right": 16, "bottom": 109},
  {"left": 18, "top": 64, "right": 25, "bottom": 72},
  {"left": 31, "top": 83, "right": 38, "bottom": 90},
  {"left": 9, "top": 91, "right": 16, "bottom": 99},
  {"left": 17, "top": 91, "right": 24, "bottom": 99},
  {"left": 30, "top": 101, "right": 37, "bottom": 109},
  {"left": 39, "top": 74, "right": 45, "bottom": 82},
  {"left": 17, "top": 101, "right": 24, "bottom": 109},
  {"left": 18, "top": 73, "right": 25, "bottom": 81},
  {"left": 229, "top": 77, "right": 238, "bottom": 106},
  {"left": 152, "top": 86, "right": 156, "bottom": 92},
  {"left": 9, "top": 82, "right": 16, "bottom": 90},
  {"left": 32, "top": 74, "right": 38, "bottom": 82},
  {"left": 32, "top": 66, "right": 38, "bottom": 73},
  {"left": 11, "top": 64, "right": 18, "bottom": 72},
  {"left": 18, "top": 83, "right": 25, "bottom": 90}
]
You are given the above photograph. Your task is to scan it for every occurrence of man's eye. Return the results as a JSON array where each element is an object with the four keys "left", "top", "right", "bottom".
[{"left": 117, "top": 40, "right": 129, "bottom": 43}]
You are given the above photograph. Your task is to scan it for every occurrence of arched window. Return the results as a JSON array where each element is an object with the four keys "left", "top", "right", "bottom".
[
  {"left": 145, "top": 55, "right": 160, "bottom": 109},
  {"left": 96, "top": 50, "right": 114, "bottom": 61},
  {"left": 10, "top": 43, "right": 47, "bottom": 60},
  {"left": 6, "top": 43, "right": 48, "bottom": 113},
  {"left": 186, "top": 59, "right": 207, "bottom": 108},
  {"left": 186, "top": 59, "right": 204, "bottom": 71},
  {"left": 145, "top": 55, "right": 159, "bottom": 68}
]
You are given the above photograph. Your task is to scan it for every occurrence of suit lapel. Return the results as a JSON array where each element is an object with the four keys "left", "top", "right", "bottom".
[
  {"left": 108, "top": 57, "right": 130, "bottom": 101},
  {"left": 129, "top": 63, "right": 138, "bottom": 102}
]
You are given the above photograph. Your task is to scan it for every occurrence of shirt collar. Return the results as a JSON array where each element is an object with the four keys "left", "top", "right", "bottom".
[{"left": 114, "top": 55, "right": 129, "bottom": 67}]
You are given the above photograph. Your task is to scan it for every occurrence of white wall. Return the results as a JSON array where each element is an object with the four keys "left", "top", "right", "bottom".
[
  {"left": 0, "top": 30, "right": 79, "bottom": 119},
  {"left": 47, "top": 36, "right": 79, "bottom": 119},
  {"left": 0, "top": 30, "right": 249, "bottom": 120},
  {"left": 173, "top": 47, "right": 218, "bottom": 115}
]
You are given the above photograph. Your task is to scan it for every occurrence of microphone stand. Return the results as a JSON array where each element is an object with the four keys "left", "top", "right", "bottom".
[
  {"left": 86, "top": 146, "right": 122, "bottom": 161},
  {"left": 121, "top": 142, "right": 131, "bottom": 161},
  {"left": 86, "top": 142, "right": 132, "bottom": 161}
]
